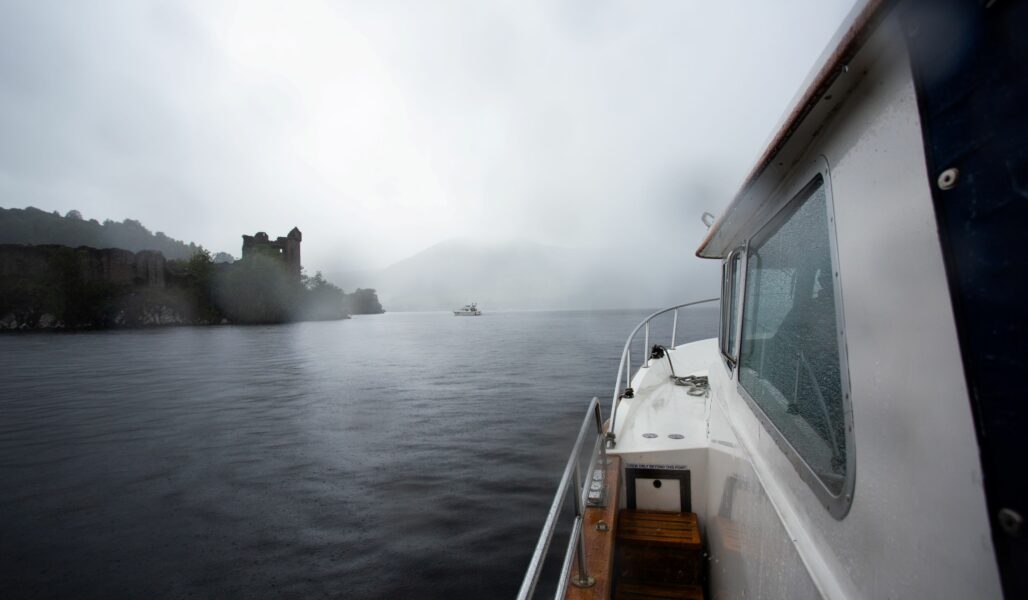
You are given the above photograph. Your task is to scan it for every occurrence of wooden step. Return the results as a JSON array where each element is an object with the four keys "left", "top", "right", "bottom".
[
  {"left": 616, "top": 510, "right": 704, "bottom": 587},
  {"left": 614, "top": 582, "right": 704, "bottom": 600},
  {"left": 617, "top": 510, "right": 701, "bottom": 550}
]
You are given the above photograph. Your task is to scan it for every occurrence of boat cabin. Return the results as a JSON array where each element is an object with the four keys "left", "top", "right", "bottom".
[{"left": 520, "top": 1, "right": 1026, "bottom": 598}]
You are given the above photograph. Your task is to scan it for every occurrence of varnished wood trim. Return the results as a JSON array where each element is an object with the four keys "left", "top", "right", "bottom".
[{"left": 565, "top": 455, "right": 622, "bottom": 600}]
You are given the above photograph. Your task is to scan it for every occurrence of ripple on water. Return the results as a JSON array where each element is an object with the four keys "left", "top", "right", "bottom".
[{"left": 0, "top": 308, "right": 717, "bottom": 599}]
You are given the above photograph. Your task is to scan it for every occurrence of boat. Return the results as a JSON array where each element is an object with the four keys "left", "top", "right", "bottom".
[
  {"left": 453, "top": 302, "right": 482, "bottom": 316},
  {"left": 518, "top": 1, "right": 1027, "bottom": 598}
]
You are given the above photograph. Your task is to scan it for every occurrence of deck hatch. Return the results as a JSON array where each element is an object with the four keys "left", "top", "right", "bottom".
[{"left": 625, "top": 466, "right": 691, "bottom": 513}]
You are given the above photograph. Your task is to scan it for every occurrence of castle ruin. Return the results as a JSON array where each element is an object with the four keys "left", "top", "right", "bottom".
[{"left": 241, "top": 227, "right": 302, "bottom": 282}]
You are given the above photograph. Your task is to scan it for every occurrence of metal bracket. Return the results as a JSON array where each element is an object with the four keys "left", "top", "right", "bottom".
[{"left": 585, "top": 468, "right": 607, "bottom": 507}]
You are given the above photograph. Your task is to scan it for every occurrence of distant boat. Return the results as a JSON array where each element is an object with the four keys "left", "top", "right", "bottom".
[{"left": 453, "top": 302, "right": 482, "bottom": 316}]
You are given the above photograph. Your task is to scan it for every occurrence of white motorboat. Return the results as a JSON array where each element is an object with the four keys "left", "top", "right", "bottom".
[
  {"left": 518, "top": 1, "right": 1026, "bottom": 598},
  {"left": 453, "top": 303, "right": 482, "bottom": 316}
]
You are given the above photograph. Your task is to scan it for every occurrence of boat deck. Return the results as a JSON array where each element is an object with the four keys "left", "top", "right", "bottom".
[{"left": 609, "top": 339, "right": 716, "bottom": 454}]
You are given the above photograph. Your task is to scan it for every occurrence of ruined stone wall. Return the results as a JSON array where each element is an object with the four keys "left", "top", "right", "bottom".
[
  {"left": 0, "top": 244, "right": 182, "bottom": 329},
  {"left": 0, "top": 244, "right": 166, "bottom": 287}
]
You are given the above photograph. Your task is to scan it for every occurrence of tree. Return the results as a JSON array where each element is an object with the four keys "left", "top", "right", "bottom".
[
  {"left": 214, "top": 253, "right": 298, "bottom": 324},
  {"left": 177, "top": 248, "right": 220, "bottom": 323},
  {"left": 344, "top": 288, "right": 384, "bottom": 314},
  {"left": 0, "top": 207, "right": 219, "bottom": 261},
  {"left": 299, "top": 270, "right": 347, "bottom": 320}
]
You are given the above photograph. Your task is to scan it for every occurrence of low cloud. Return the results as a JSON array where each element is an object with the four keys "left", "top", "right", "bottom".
[{"left": 0, "top": 0, "right": 856, "bottom": 301}]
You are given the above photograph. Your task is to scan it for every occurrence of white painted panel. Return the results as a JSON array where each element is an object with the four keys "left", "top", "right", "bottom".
[
  {"left": 635, "top": 478, "right": 680, "bottom": 512},
  {"left": 707, "top": 367, "right": 822, "bottom": 600},
  {"left": 614, "top": 448, "right": 709, "bottom": 524},
  {"left": 699, "top": 17, "right": 1001, "bottom": 600}
]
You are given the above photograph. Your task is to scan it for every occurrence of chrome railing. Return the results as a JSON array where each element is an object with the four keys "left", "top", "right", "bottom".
[
  {"left": 606, "top": 298, "right": 719, "bottom": 448},
  {"left": 517, "top": 397, "right": 608, "bottom": 600}
]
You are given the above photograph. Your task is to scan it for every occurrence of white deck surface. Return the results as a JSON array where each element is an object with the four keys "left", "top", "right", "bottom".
[{"left": 609, "top": 338, "right": 717, "bottom": 454}]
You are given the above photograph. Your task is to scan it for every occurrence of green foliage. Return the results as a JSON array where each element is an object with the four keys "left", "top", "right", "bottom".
[
  {"left": 213, "top": 253, "right": 299, "bottom": 324},
  {"left": 344, "top": 288, "right": 385, "bottom": 315},
  {"left": 0, "top": 206, "right": 201, "bottom": 260},
  {"left": 180, "top": 248, "right": 222, "bottom": 323},
  {"left": 299, "top": 269, "right": 347, "bottom": 320}
]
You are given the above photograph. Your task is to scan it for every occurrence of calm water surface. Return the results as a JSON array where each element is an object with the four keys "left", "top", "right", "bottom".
[{"left": 0, "top": 308, "right": 717, "bottom": 599}]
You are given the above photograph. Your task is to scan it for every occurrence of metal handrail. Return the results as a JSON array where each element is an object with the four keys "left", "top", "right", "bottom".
[
  {"left": 517, "top": 397, "right": 607, "bottom": 600},
  {"left": 606, "top": 298, "right": 719, "bottom": 447}
]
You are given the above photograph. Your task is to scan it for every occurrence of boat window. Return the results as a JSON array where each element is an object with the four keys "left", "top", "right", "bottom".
[
  {"left": 720, "top": 250, "right": 743, "bottom": 367},
  {"left": 738, "top": 174, "right": 852, "bottom": 507}
]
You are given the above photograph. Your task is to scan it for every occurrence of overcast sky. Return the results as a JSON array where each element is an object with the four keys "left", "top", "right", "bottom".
[{"left": 0, "top": 0, "right": 856, "bottom": 274}]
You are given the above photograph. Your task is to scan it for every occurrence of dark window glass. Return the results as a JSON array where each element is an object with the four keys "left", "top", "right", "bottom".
[{"left": 738, "top": 176, "right": 848, "bottom": 494}]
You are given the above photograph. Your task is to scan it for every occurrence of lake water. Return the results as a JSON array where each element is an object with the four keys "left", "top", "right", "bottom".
[{"left": 0, "top": 308, "right": 717, "bottom": 599}]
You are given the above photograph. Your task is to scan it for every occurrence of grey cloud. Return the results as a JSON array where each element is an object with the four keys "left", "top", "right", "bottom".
[{"left": 0, "top": 0, "right": 856, "bottom": 303}]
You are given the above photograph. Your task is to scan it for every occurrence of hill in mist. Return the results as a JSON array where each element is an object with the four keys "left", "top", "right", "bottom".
[
  {"left": 331, "top": 238, "right": 719, "bottom": 311},
  {"left": 0, "top": 207, "right": 223, "bottom": 261}
]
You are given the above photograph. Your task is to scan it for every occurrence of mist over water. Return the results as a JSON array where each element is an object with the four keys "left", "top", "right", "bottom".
[
  {"left": 0, "top": 308, "right": 717, "bottom": 599},
  {"left": 0, "top": 2, "right": 857, "bottom": 275}
]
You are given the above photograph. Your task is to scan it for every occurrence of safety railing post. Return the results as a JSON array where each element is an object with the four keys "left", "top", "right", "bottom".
[
  {"left": 606, "top": 298, "right": 718, "bottom": 454},
  {"left": 593, "top": 399, "right": 607, "bottom": 467},
  {"left": 570, "top": 462, "right": 594, "bottom": 588},
  {"left": 642, "top": 323, "right": 650, "bottom": 368},
  {"left": 516, "top": 398, "right": 600, "bottom": 600}
]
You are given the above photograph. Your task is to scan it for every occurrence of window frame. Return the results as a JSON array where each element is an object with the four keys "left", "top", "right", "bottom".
[
  {"left": 734, "top": 158, "right": 855, "bottom": 520},
  {"left": 719, "top": 246, "right": 746, "bottom": 372}
]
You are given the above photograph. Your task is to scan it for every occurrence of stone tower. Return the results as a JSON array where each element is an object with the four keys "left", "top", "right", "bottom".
[
  {"left": 240, "top": 227, "right": 302, "bottom": 283},
  {"left": 282, "top": 227, "right": 302, "bottom": 281}
]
